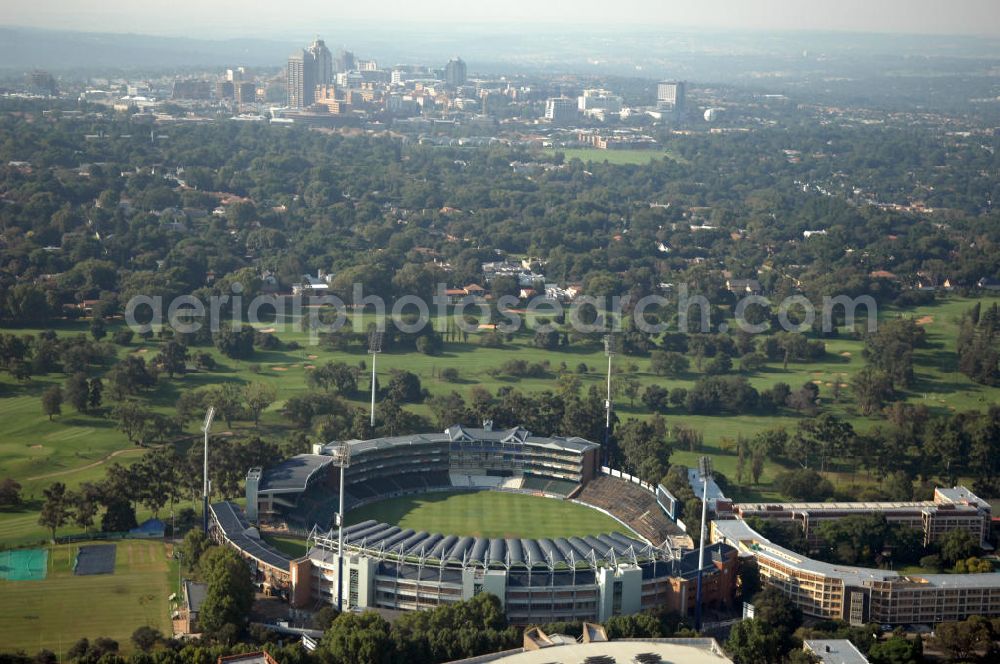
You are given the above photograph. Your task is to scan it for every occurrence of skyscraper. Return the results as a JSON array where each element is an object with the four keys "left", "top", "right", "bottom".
[
  {"left": 445, "top": 57, "right": 467, "bottom": 87},
  {"left": 544, "top": 97, "right": 577, "bottom": 124},
  {"left": 309, "top": 38, "right": 334, "bottom": 86},
  {"left": 287, "top": 49, "right": 316, "bottom": 109},
  {"left": 335, "top": 49, "right": 356, "bottom": 74},
  {"left": 657, "top": 81, "right": 687, "bottom": 118}
]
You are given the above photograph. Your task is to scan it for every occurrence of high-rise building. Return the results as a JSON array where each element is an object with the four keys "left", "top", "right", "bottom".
[
  {"left": 657, "top": 81, "right": 686, "bottom": 117},
  {"left": 544, "top": 97, "right": 578, "bottom": 124},
  {"left": 444, "top": 57, "right": 467, "bottom": 87},
  {"left": 287, "top": 49, "right": 316, "bottom": 109},
  {"left": 216, "top": 80, "right": 235, "bottom": 100},
  {"left": 578, "top": 89, "right": 623, "bottom": 115},
  {"left": 334, "top": 48, "right": 355, "bottom": 74},
  {"left": 309, "top": 38, "right": 334, "bottom": 86},
  {"left": 28, "top": 70, "right": 57, "bottom": 96},
  {"left": 236, "top": 81, "right": 258, "bottom": 106}
]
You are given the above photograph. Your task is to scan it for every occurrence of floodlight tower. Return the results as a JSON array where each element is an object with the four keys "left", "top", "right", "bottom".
[
  {"left": 330, "top": 442, "right": 351, "bottom": 612},
  {"left": 368, "top": 329, "right": 384, "bottom": 428},
  {"left": 201, "top": 406, "right": 215, "bottom": 534},
  {"left": 603, "top": 334, "right": 616, "bottom": 463},
  {"left": 695, "top": 455, "right": 712, "bottom": 631}
]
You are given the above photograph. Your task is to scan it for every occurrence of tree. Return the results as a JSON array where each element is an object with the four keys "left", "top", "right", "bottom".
[
  {"left": 41, "top": 385, "right": 62, "bottom": 420},
  {"left": 130, "top": 626, "right": 162, "bottom": 653},
  {"left": 725, "top": 618, "right": 782, "bottom": 664},
  {"left": 650, "top": 350, "right": 689, "bottom": 377},
  {"left": 320, "top": 611, "right": 394, "bottom": 664},
  {"left": 751, "top": 586, "right": 802, "bottom": 644},
  {"left": 214, "top": 325, "right": 255, "bottom": 360},
  {"left": 71, "top": 484, "right": 100, "bottom": 533},
  {"left": 312, "top": 605, "right": 340, "bottom": 631},
  {"left": 934, "top": 616, "right": 991, "bottom": 662},
  {"left": 244, "top": 382, "right": 277, "bottom": 426},
  {"left": 87, "top": 378, "right": 103, "bottom": 411},
  {"left": 113, "top": 401, "right": 157, "bottom": 446},
  {"left": 386, "top": 370, "right": 423, "bottom": 403},
  {"left": 38, "top": 482, "right": 69, "bottom": 540},
  {"left": 851, "top": 367, "right": 894, "bottom": 416},
  {"left": 641, "top": 385, "right": 670, "bottom": 413},
  {"left": 198, "top": 546, "right": 255, "bottom": 634},
  {"left": 89, "top": 317, "right": 106, "bottom": 341},
  {"left": 939, "top": 528, "right": 978, "bottom": 565},
  {"left": 205, "top": 383, "right": 246, "bottom": 429},
  {"left": 65, "top": 372, "right": 91, "bottom": 413},
  {"left": 868, "top": 635, "right": 922, "bottom": 664},
  {"left": 107, "top": 355, "right": 156, "bottom": 399},
  {"left": 775, "top": 468, "right": 834, "bottom": 501},
  {"left": 178, "top": 529, "right": 211, "bottom": 572},
  {"left": 101, "top": 498, "right": 137, "bottom": 532},
  {"left": 0, "top": 477, "right": 23, "bottom": 508},
  {"left": 154, "top": 340, "right": 189, "bottom": 378}
]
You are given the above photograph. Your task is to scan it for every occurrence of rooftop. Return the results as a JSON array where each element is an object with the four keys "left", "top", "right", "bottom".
[
  {"left": 804, "top": 639, "right": 870, "bottom": 664},
  {"left": 446, "top": 638, "right": 732, "bottom": 664},
  {"left": 321, "top": 425, "right": 600, "bottom": 457}
]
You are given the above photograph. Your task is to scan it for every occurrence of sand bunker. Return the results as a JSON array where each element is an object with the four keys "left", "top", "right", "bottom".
[
  {"left": 840, "top": 351, "right": 852, "bottom": 357},
  {"left": 307, "top": 354, "right": 319, "bottom": 360},
  {"left": 271, "top": 366, "right": 288, "bottom": 372},
  {"left": 916, "top": 316, "right": 934, "bottom": 325},
  {"left": 258, "top": 327, "right": 277, "bottom": 333}
]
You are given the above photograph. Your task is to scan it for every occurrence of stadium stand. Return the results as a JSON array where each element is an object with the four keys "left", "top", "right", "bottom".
[
  {"left": 576, "top": 476, "right": 686, "bottom": 547},
  {"left": 249, "top": 425, "right": 602, "bottom": 532}
]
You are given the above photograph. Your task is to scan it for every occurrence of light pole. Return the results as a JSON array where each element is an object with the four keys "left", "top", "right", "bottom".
[
  {"left": 695, "top": 455, "right": 712, "bottom": 631},
  {"left": 603, "top": 334, "right": 616, "bottom": 465},
  {"left": 330, "top": 442, "right": 351, "bottom": 612},
  {"left": 368, "top": 330, "right": 383, "bottom": 429},
  {"left": 201, "top": 406, "right": 215, "bottom": 534}
]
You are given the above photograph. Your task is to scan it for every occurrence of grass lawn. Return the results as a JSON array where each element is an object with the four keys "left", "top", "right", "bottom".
[
  {"left": 262, "top": 534, "right": 310, "bottom": 559},
  {"left": 543, "top": 147, "right": 683, "bottom": 165},
  {"left": 344, "top": 490, "right": 635, "bottom": 539},
  {"left": 0, "top": 539, "right": 173, "bottom": 656},
  {"left": 1, "top": 294, "right": 998, "bottom": 544}
]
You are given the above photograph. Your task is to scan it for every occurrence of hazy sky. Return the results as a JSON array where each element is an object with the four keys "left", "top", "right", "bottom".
[{"left": 2, "top": 0, "right": 999, "bottom": 37}]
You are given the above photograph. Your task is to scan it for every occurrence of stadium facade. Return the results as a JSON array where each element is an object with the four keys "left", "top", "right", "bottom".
[{"left": 211, "top": 425, "right": 738, "bottom": 624}]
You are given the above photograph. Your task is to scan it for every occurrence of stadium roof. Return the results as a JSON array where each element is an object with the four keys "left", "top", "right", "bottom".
[
  {"left": 311, "top": 519, "right": 673, "bottom": 569},
  {"left": 258, "top": 454, "right": 333, "bottom": 492},
  {"left": 321, "top": 425, "right": 600, "bottom": 457},
  {"left": 211, "top": 501, "right": 294, "bottom": 571}
]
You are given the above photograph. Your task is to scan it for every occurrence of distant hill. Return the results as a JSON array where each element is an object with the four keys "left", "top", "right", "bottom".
[{"left": 0, "top": 26, "right": 297, "bottom": 72}]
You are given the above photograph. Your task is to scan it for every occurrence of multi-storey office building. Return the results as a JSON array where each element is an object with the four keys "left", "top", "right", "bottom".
[{"left": 712, "top": 517, "right": 1000, "bottom": 625}]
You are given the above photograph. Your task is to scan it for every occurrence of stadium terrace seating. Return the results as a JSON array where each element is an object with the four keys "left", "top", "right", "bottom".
[
  {"left": 501, "top": 476, "right": 524, "bottom": 490},
  {"left": 520, "top": 475, "right": 580, "bottom": 497},
  {"left": 576, "top": 475, "right": 684, "bottom": 546},
  {"left": 521, "top": 475, "right": 553, "bottom": 492}
]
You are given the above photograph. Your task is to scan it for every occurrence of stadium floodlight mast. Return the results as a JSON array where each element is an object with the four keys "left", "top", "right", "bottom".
[
  {"left": 201, "top": 406, "right": 215, "bottom": 534},
  {"left": 368, "top": 329, "right": 384, "bottom": 428},
  {"left": 330, "top": 442, "right": 351, "bottom": 612},
  {"left": 695, "top": 455, "right": 712, "bottom": 631},
  {"left": 603, "top": 334, "right": 616, "bottom": 463}
]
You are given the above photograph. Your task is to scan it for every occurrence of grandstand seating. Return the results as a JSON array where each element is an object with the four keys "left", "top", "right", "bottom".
[{"left": 575, "top": 475, "right": 686, "bottom": 546}]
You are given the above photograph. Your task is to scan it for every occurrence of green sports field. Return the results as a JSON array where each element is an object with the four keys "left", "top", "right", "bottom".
[
  {"left": 0, "top": 540, "right": 173, "bottom": 656},
  {"left": 344, "top": 490, "right": 635, "bottom": 539}
]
